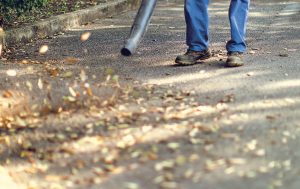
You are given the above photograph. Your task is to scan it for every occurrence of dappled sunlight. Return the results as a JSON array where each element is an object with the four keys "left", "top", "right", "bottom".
[
  {"left": 209, "top": 7, "right": 227, "bottom": 11},
  {"left": 149, "top": 23, "right": 166, "bottom": 27},
  {"left": 272, "top": 22, "right": 300, "bottom": 28},
  {"left": 146, "top": 69, "right": 214, "bottom": 85},
  {"left": 234, "top": 97, "right": 300, "bottom": 113},
  {"left": 259, "top": 79, "right": 300, "bottom": 91},
  {"left": 249, "top": 12, "right": 270, "bottom": 17},
  {"left": 70, "top": 25, "right": 130, "bottom": 30},
  {"left": 157, "top": 7, "right": 183, "bottom": 11},
  {"left": 146, "top": 67, "right": 271, "bottom": 88},
  {"left": 212, "top": 11, "right": 228, "bottom": 16}
]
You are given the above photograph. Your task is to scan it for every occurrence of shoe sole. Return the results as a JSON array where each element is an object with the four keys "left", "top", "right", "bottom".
[
  {"left": 226, "top": 62, "right": 244, "bottom": 67},
  {"left": 175, "top": 54, "right": 212, "bottom": 66},
  {"left": 226, "top": 59, "right": 244, "bottom": 67}
]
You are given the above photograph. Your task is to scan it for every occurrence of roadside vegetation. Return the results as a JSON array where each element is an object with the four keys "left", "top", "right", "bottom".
[{"left": 0, "top": 0, "right": 106, "bottom": 29}]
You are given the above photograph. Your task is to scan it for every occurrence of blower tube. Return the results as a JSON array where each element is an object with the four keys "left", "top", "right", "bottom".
[{"left": 121, "top": 0, "right": 157, "bottom": 56}]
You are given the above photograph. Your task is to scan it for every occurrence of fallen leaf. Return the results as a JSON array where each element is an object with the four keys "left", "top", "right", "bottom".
[
  {"left": 246, "top": 140, "right": 257, "bottom": 151},
  {"left": 160, "top": 181, "right": 178, "bottom": 189},
  {"left": 266, "top": 115, "right": 276, "bottom": 120},
  {"left": 255, "top": 149, "right": 266, "bottom": 157},
  {"left": 80, "top": 70, "right": 87, "bottom": 81},
  {"left": 63, "top": 96, "right": 76, "bottom": 102},
  {"left": 125, "top": 182, "right": 139, "bottom": 189},
  {"left": 155, "top": 160, "right": 175, "bottom": 171},
  {"left": 39, "top": 45, "right": 49, "bottom": 54},
  {"left": 69, "top": 87, "right": 77, "bottom": 97},
  {"left": 228, "top": 158, "right": 246, "bottom": 165},
  {"left": 61, "top": 71, "right": 73, "bottom": 78},
  {"left": 38, "top": 78, "right": 43, "bottom": 89},
  {"left": 6, "top": 69, "right": 17, "bottom": 77},
  {"left": 167, "top": 142, "right": 180, "bottom": 151},
  {"left": 80, "top": 32, "right": 91, "bottom": 41},
  {"left": 26, "top": 81, "right": 33, "bottom": 91},
  {"left": 64, "top": 57, "right": 79, "bottom": 64},
  {"left": 3, "top": 90, "right": 13, "bottom": 98},
  {"left": 47, "top": 67, "right": 59, "bottom": 77}
]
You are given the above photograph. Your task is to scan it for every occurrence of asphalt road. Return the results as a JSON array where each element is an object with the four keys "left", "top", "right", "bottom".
[{"left": 1, "top": 0, "right": 300, "bottom": 188}]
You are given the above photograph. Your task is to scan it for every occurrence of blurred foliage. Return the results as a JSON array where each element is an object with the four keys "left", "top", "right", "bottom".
[
  {"left": 0, "top": 0, "right": 48, "bottom": 25},
  {"left": 0, "top": 0, "right": 100, "bottom": 28},
  {"left": 0, "top": 0, "right": 48, "bottom": 13}
]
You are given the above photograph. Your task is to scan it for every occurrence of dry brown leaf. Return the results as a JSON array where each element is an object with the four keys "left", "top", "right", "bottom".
[
  {"left": 266, "top": 115, "right": 276, "bottom": 120},
  {"left": 2, "top": 90, "right": 13, "bottom": 98},
  {"left": 39, "top": 45, "right": 49, "bottom": 54},
  {"left": 47, "top": 67, "right": 59, "bottom": 77},
  {"left": 64, "top": 57, "right": 79, "bottom": 64},
  {"left": 80, "top": 32, "right": 91, "bottom": 41},
  {"left": 85, "top": 86, "right": 93, "bottom": 97}
]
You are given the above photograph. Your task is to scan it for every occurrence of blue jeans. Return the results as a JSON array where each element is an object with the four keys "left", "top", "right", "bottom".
[{"left": 185, "top": 0, "right": 250, "bottom": 53}]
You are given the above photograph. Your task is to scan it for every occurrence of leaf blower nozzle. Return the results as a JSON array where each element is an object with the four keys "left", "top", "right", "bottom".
[{"left": 121, "top": 0, "right": 157, "bottom": 56}]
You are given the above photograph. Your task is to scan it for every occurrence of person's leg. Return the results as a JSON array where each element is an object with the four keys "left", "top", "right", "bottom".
[
  {"left": 175, "top": 0, "right": 211, "bottom": 65},
  {"left": 226, "top": 0, "right": 250, "bottom": 67},
  {"left": 226, "top": 0, "right": 250, "bottom": 53},
  {"left": 185, "top": 0, "right": 210, "bottom": 51}
]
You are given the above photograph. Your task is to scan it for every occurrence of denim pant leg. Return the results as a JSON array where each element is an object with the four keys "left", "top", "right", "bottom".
[
  {"left": 226, "top": 0, "right": 250, "bottom": 53},
  {"left": 185, "top": 0, "right": 210, "bottom": 52}
]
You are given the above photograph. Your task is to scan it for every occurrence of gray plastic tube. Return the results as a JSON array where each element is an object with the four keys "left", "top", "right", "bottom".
[{"left": 121, "top": 0, "right": 157, "bottom": 56}]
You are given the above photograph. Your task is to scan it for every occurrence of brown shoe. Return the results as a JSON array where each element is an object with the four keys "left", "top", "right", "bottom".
[
  {"left": 175, "top": 49, "right": 212, "bottom": 65},
  {"left": 226, "top": 52, "right": 244, "bottom": 67}
]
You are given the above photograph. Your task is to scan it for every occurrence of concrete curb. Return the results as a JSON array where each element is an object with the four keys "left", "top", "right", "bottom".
[{"left": 4, "top": 0, "right": 141, "bottom": 47}]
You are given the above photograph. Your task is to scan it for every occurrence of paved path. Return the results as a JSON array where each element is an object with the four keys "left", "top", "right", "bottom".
[{"left": 1, "top": 0, "right": 300, "bottom": 188}]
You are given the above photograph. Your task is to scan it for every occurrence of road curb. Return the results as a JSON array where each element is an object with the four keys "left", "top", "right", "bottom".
[{"left": 4, "top": 0, "right": 141, "bottom": 47}]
